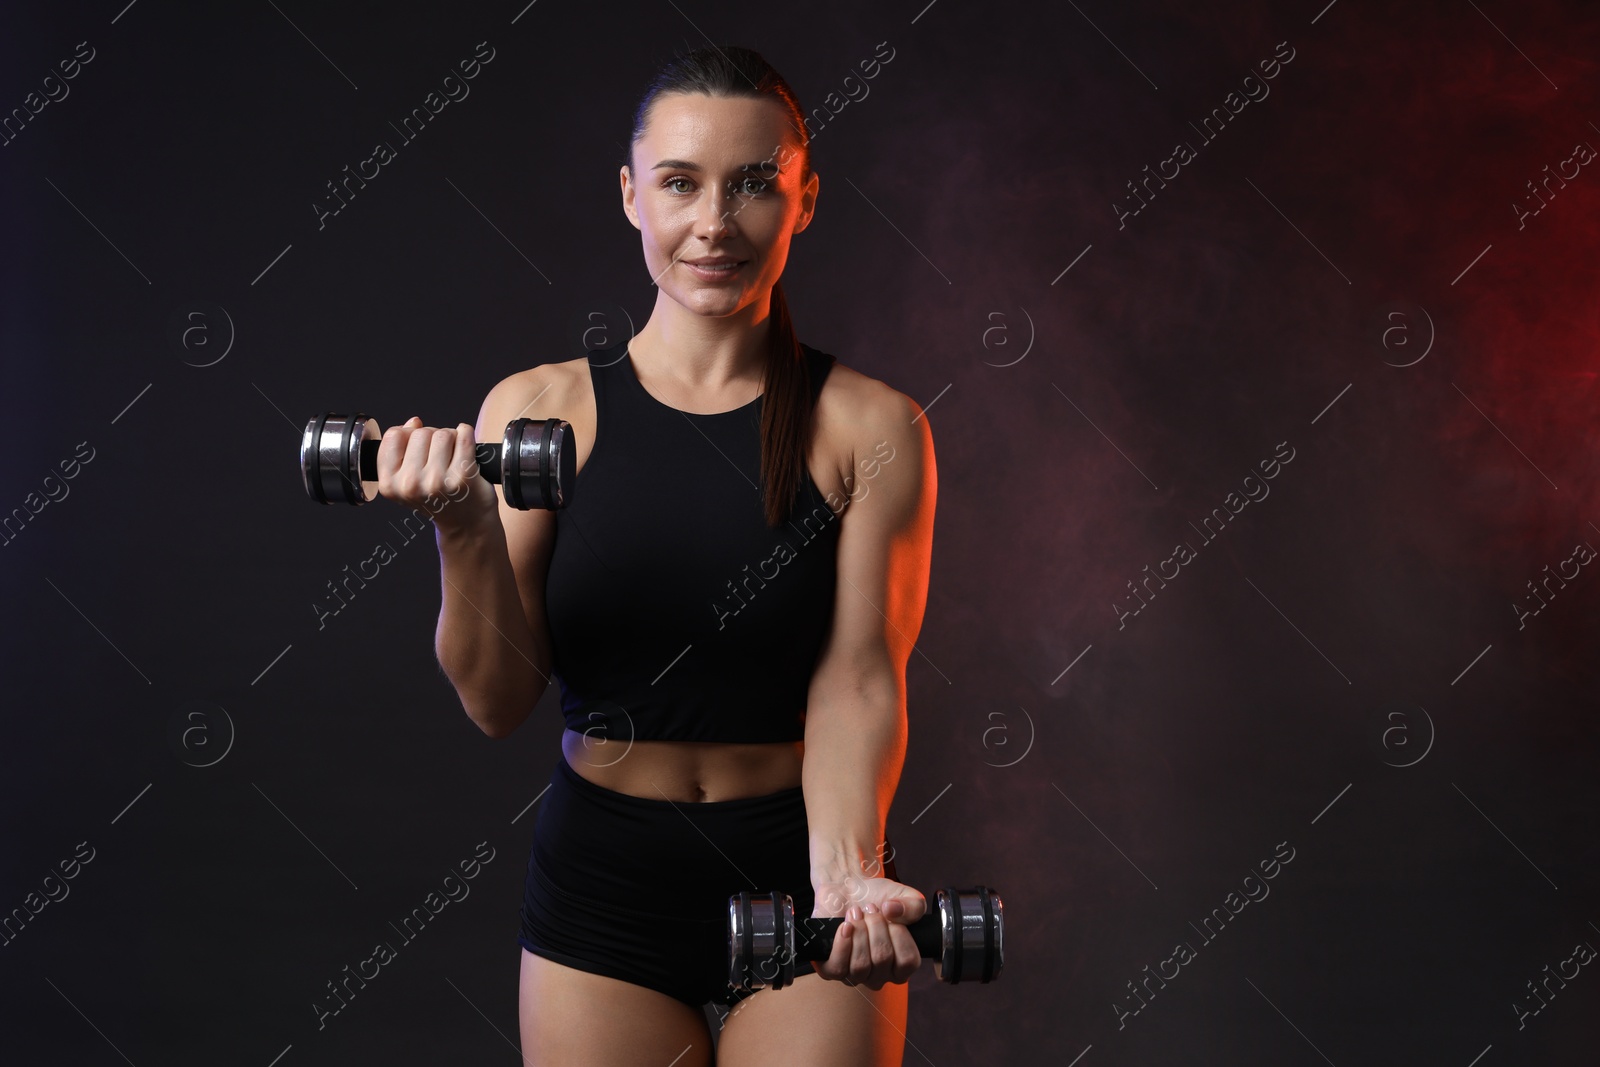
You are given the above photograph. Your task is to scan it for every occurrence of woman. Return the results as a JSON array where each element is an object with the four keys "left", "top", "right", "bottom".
[{"left": 379, "top": 46, "right": 937, "bottom": 1066}]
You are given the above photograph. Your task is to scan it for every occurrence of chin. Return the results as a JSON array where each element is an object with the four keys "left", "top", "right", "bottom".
[{"left": 678, "top": 291, "right": 747, "bottom": 315}]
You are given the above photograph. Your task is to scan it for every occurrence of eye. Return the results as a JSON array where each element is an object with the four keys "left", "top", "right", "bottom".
[{"left": 661, "top": 174, "right": 775, "bottom": 196}]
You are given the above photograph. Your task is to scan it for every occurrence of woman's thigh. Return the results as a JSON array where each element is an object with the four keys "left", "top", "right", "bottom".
[
  {"left": 715, "top": 971, "right": 910, "bottom": 1067},
  {"left": 519, "top": 948, "right": 713, "bottom": 1067}
]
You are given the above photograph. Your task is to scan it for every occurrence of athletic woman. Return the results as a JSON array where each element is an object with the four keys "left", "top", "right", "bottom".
[{"left": 377, "top": 45, "right": 937, "bottom": 1066}]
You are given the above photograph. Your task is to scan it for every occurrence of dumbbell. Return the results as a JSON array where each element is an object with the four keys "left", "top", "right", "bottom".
[
  {"left": 300, "top": 412, "right": 575, "bottom": 510},
  {"left": 726, "top": 885, "right": 1003, "bottom": 992}
]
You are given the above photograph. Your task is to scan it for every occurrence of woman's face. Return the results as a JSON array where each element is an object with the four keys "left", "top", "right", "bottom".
[{"left": 622, "top": 92, "right": 817, "bottom": 318}]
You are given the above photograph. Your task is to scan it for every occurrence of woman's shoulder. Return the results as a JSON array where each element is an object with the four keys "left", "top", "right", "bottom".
[
  {"left": 487, "top": 355, "right": 591, "bottom": 402},
  {"left": 803, "top": 346, "right": 933, "bottom": 502},
  {"left": 804, "top": 345, "right": 926, "bottom": 430},
  {"left": 478, "top": 356, "right": 595, "bottom": 439}
]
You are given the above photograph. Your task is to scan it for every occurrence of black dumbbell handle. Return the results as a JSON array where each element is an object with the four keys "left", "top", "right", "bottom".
[
  {"left": 357, "top": 439, "right": 503, "bottom": 484},
  {"left": 791, "top": 912, "right": 944, "bottom": 962}
]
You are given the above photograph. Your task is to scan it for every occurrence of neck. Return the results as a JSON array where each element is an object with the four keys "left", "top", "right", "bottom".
[{"left": 632, "top": 288, "right": 775, "bottom": 391}]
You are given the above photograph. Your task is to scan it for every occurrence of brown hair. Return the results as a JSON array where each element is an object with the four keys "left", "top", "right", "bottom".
[{"left": 627, "top": 45, "right": 815, "bottom": 528}]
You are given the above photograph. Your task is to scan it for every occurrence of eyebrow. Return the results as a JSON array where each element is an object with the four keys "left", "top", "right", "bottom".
[{"left": 651, "top": 159, "right": 780, "bottom": 174}]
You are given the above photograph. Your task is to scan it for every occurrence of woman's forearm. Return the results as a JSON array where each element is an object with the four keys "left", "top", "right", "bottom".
[
  {"left": 432, "top": 519, "right": 549, "bottom": 738},
  {"left": 804, "top": 681, "right": 908, "bottom": 887}
]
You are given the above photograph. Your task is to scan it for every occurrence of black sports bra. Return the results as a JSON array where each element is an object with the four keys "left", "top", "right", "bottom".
[{"left": 542, "top": 339, "right": 841, "bottom": 743}]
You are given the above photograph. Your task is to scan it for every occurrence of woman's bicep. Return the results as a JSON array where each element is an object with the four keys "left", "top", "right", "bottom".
[
  {"left": 807, "top": 384, "right": 937, "bottom": 707},
  {"left": 475, "top": 367, "right": 561, "bottom": 668}
]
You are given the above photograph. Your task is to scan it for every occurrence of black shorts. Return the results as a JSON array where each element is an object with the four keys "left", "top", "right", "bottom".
[{"left": 517, "top": 754, "right": 819, "bottom": 1009}]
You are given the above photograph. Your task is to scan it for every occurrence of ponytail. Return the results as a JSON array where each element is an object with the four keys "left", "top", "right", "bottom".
[{"left": 758, "top": 279, "right": 813, "bottom": 527}]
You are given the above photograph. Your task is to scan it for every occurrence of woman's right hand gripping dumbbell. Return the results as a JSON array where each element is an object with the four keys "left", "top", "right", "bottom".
[{"left": 376, "top": 416, "right": 499, "bottom": 532}]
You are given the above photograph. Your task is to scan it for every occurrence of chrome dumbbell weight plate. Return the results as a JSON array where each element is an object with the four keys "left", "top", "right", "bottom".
[
  {"left": 300, "top": 412, "right": 575, "bottom": 510},
  {"left": 301, "top": 412, "right": 381, "bottom": 505},
  {"left": 727, "top": 884, "right": 1004, "bottom": 993}
]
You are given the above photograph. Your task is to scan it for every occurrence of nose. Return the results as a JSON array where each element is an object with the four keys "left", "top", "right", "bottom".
[{"left": 695, "top": 182, "right": 737, "bottom": 240}]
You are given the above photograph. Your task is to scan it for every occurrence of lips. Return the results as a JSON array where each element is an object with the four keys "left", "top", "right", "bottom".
[{"left": 683, "top": 258, "right": 746, "bottom": 280}]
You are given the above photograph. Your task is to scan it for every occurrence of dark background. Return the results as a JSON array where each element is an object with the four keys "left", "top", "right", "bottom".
[{"left": 2, "top": 0, "right": 1597, "bottom": 1063}]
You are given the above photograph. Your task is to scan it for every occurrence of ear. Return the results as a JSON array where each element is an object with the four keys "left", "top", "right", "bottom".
[
  {"left": 620, "top": 164, "right": 641, "bottom": 231},
  {"left": 793, "top": 168, "right": 820, "bottom": 235}
]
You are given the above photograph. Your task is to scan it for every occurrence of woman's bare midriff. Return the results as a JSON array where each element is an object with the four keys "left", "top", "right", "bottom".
[{"left": 560, "top": 729, "right": 804, "bottom": 802}]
